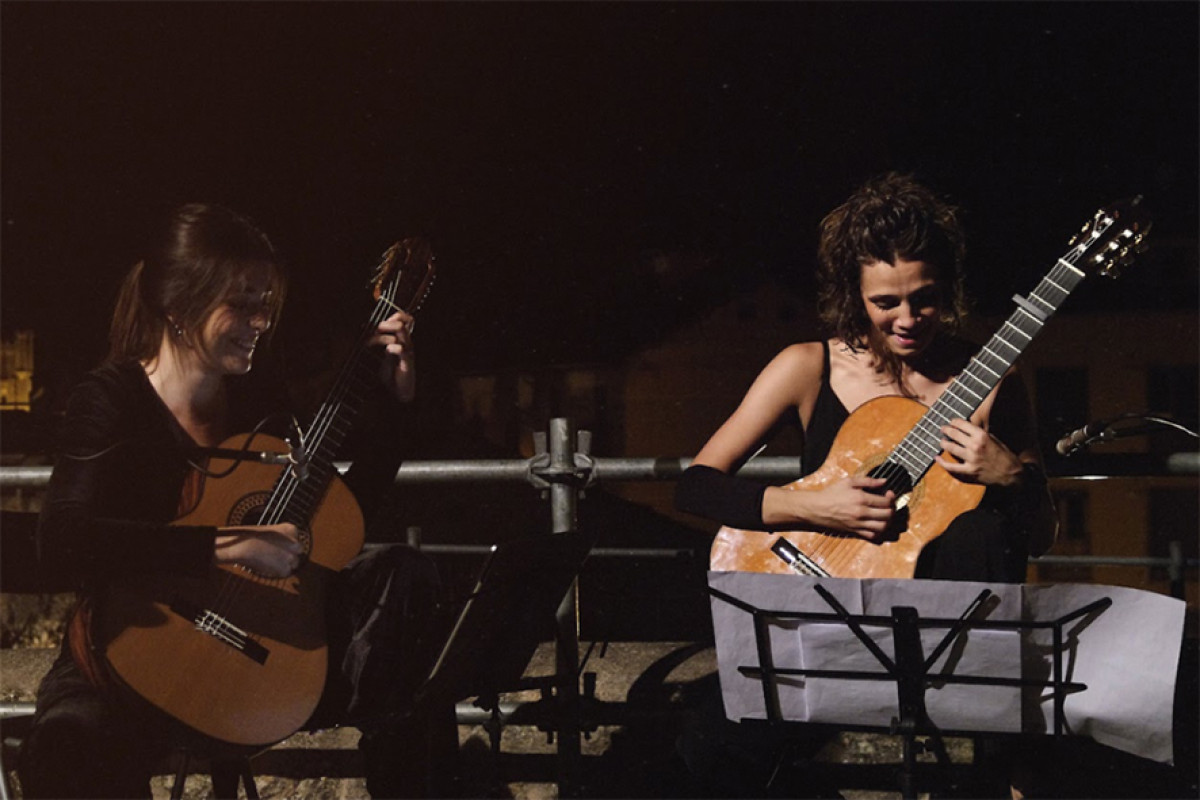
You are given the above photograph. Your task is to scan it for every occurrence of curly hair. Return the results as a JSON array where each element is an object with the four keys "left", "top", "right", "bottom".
[{"left": 816, "top": 172, "right": 968, "bottom": 385}]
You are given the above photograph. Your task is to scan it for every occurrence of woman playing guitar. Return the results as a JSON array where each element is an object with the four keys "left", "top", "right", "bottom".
[
  {"left": 21, "top": 204, "right": 452, "bottom": 798},
  {"left": 673, "top": 173, "right": 1059, "bottom": 799},
  {"left": 677, "top": 172, "right": 1057, "bottom": 582}
]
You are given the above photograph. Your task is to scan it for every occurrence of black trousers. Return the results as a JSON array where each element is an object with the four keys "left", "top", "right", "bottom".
[{"left": 18, "top": 544, "right": 451, "bottom": 799}]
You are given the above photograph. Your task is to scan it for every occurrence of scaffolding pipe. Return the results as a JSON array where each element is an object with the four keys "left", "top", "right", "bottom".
[
  {"left": 547, "top": 418, "right": 583, "bottom": 792},
  {"left": 7, "top": 452, "right": 1199, "bottom": 489}
]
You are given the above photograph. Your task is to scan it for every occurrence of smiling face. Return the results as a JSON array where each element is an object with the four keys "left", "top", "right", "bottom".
[
  {"left": 859, "top": 257, "right": 943, "bottom": 360},
  {"left": 196, "top": 263, "right": 275, "bottom": 375}
]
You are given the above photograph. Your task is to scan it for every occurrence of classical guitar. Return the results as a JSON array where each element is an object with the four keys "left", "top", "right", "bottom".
[
  {"left": 96, "top": 238, "right": 436, "bottom": 748},
  {"left": 710, "top": 198, "right": 1151, "bottom": 580}
]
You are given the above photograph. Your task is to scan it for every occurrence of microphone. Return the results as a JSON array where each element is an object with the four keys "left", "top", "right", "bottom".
[{"left": 1055, "top": 420, "right": 1110, "bottom": 457}]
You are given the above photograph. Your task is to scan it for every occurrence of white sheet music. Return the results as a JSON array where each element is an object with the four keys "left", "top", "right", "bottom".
[{"left": 709, "top": 572, "right": 1185, "bottom": 764}]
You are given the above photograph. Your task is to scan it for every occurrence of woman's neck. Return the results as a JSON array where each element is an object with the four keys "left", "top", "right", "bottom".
[
  {"left": 834, "top": 332, "right": 961, "bottom": 408},
  {"left": 142, "top": 338, "right": 228, "bottom": 446}
]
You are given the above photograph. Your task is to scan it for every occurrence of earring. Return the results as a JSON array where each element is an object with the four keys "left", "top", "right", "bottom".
[{"left": 168, "top": 318, "right": 185, "bottom": 339}]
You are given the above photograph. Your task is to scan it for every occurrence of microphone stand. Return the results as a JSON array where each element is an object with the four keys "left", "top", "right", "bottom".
[
  {"left": 186, "top": 446, "right": 294, "bottom": 465},
  {"left": 1059, "top": 414, "right": 1198, "bottom": 456}
]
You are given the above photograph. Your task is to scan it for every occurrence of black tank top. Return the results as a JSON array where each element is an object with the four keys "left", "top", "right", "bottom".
[{"left": 801, "top": 340, "right": 850, "bottom": 476}]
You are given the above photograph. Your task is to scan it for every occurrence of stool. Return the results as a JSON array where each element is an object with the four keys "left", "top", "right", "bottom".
[{"left": 167, "top": 747, "right": 258, "bottom": 800}]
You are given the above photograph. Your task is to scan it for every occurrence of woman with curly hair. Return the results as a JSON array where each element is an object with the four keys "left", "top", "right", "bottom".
[{"left": 676, "top": 171, "right": 1055, "bottom": 582}]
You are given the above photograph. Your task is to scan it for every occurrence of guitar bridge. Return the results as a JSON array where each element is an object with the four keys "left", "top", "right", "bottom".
[
  {"left": 771, "top": 537, "right": 829, "bottom": 577},
  {"left": 170, "top": 598, "right": 270, "bottom": 665}
]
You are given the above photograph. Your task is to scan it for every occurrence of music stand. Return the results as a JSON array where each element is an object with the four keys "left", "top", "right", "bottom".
[
  {"left": 708, "top": 576, "right": 1111, "bottom": 799},
  {"left": 412, "top": 529, "right": 595, "bottom": 716}
]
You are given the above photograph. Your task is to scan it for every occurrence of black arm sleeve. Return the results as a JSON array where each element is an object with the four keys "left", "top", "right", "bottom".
[{"left": 674, "top": 464, "right": 768, "bottom": 530}]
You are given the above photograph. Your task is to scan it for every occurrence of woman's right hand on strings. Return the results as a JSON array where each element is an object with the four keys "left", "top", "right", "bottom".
[
  {"left": 214, "top": 523, "right": 306, "bottom": 577},
  {"left": 766, "top": 475, "right": 896, "bottom": 540}
]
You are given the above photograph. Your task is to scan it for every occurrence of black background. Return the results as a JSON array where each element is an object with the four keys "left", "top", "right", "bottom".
[{"left": 3, "top": 2, "right": 1197, "bottom": 387}]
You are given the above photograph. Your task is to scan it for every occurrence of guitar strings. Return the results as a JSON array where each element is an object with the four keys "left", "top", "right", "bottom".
[
  {"left": 263, "top": 292, "right": 393, "bottom": 549},
  {"left": 271, "top": 277, "right": 397, "bottom": 522},
  {"left": 209, "top": 300, "right": 388, "bottom": 618},
  {"left": 207, "top": 279, "right": 399, "bottom": 624}
]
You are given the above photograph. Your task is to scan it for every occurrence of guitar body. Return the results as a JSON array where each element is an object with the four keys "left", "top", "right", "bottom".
[
  {"left": 710, "top": 396, "right": 986, "bottom": 580},
  {"left": 96, "top": 432, "right": 365, "bottom": 748}
]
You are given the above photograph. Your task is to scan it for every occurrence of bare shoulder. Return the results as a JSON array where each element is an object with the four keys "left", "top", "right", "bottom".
[
  {"left": 766, "top": 341, "right": 826, "bottom": 381},
  {"left": 752, "top": 341, "right": 827, "bottom": 415},
  {"left": 693, "top": 340, "right": 829, "bottom": 469}
]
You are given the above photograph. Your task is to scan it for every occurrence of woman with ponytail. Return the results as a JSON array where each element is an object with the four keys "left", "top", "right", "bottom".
[{"left": 19, "top": 203, "right": 454, "bottom": 798}]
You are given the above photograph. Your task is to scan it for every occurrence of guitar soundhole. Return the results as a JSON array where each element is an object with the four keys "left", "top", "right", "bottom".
[
  {"left": 228, "top": 492, "right": 271, "bottom": 526},
  {"left": 866, "top": 460, "right": 913, "bottom": 495},
  {"left": 866, "top": 461, "right": 913, "bottom": 543},
  {"left": 227, "top": 493, "right": 313, "bottom": 558}
]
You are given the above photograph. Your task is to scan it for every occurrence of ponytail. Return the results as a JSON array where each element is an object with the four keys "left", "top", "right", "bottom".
[{"left": 107, "top": 260, "right": 164, "bottom": 364}]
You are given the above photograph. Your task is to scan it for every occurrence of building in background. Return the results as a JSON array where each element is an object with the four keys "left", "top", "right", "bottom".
[{"left": 0, "top": 331, "right": 35, "bottom": 412}]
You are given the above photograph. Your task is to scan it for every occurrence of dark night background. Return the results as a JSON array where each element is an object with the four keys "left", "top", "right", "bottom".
[{"left": 2, "top": 1, "right": 1197, "bottom": 408}]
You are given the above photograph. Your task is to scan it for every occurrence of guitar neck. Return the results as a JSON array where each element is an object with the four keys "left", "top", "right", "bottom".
[
  {"left": 266, "top": 297, "right": 393, "bottom": 529},
  {"left": 891, "top": 256, "right": 1088, "bottom": 483}
]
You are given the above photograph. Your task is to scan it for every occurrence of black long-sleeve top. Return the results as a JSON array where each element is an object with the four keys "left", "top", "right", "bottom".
[{"left": 37, "top": 360, "right": 404, "bottom": 586}]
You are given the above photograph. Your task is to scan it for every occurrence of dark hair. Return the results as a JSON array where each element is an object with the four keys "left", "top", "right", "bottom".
[
  {"left": 108, "top": 203, "right": 286, "bottom": 364},
  {"left": 816, "top": 172, "right": 968, "bottom": 384}
]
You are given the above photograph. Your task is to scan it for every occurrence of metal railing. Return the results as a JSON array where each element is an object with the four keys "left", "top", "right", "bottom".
[
  {"left": 3, "top": 422, "right": 1196, "bottom": 612},
  {"left": 2, "top": 427, "right": 1196, "bottom": 581}
]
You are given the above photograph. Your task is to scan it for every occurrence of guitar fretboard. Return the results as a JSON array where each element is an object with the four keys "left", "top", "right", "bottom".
[
  {"left": 264, "top": 295, "right": 393, "bottom": 528},
  {"left": 887, "top": 257, "right": 1087, "bottom": 488}
]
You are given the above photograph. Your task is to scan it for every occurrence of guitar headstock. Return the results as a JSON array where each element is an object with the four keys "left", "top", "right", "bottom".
[
  {"left": 370, "top": 237, "right": 436, "bottom": 313},
  {"left": 1067, "top": 196, "right": 1152, "bottom": 279}
]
